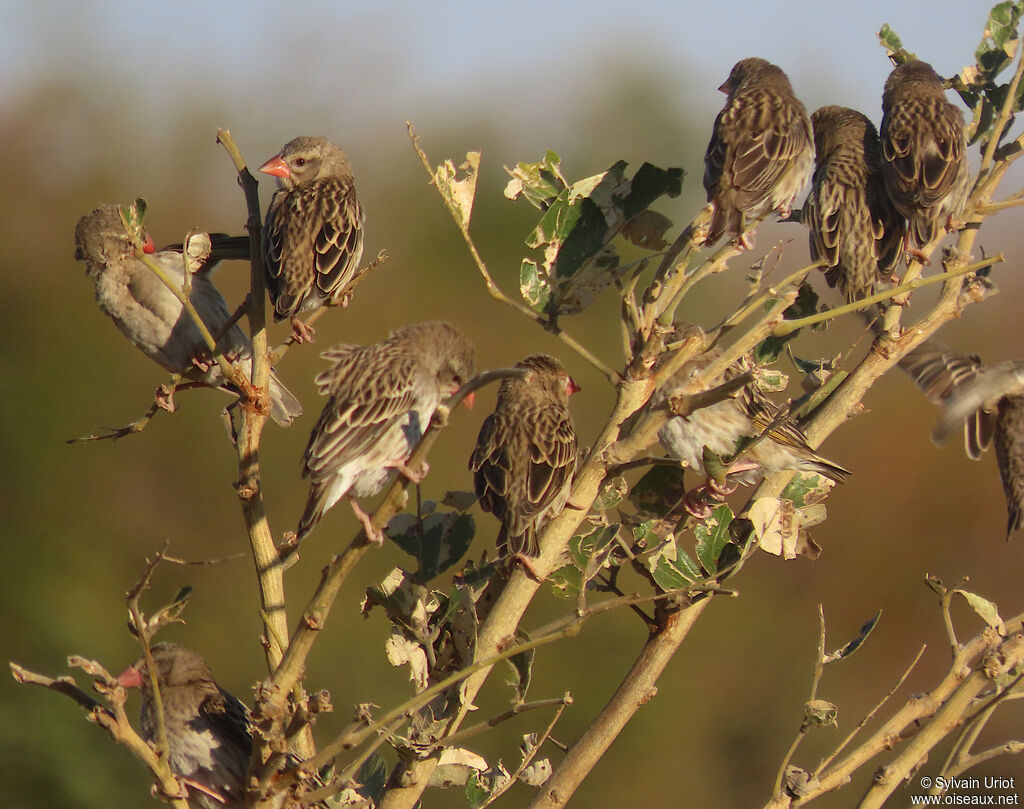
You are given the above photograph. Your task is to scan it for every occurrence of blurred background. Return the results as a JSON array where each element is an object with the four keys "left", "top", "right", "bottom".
[{"left": 3, "top": 1, "right": 1024, "bottom": 806}]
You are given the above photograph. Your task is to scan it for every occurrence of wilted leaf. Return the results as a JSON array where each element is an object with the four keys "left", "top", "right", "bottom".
[
  {"left": 954, "top": 588, "right": 1006, "bottom": 634},
  {"left": 621, "top": 209, "right": 673, "bottom": 250},
  {"left": 385, "top": 634, "right": 429, "bottom": 691},
  {"left": 824, "top": 611, "right": 881, "bottom": 664},
  {"left": 428, "top": 748, "right": 489, "bottom": 788},
  {"left": 548, "top": 563, "right": 584, "bottom": 600},
  {"left": 781, "top": 472, "right": 836, "bottom": 508},
  {"left": 597, "top": 476, "right": 628, "bottom": 509},
  {"left": 520, "top": 258, "right": 552, "bottom": 312},
  {"left": 504, "top": 150, "right": 567, "bottom": 208},
  {"left": 750, "top": 497, "right": 821, "bottom": 560},
  {"left": 519, "top": 758, "right": 552, "bottom": 787},
  {"left": 434, "top": 152, "right": 480, "bottom": 229},
  {"left": 804, "top": 699, "right": 839, "bottom": 727},
  {"left": 506, "top": 630, "right": 534, "bottom": 701},
  {"left": 753, "top": 367, "right": 788, "bottom": 393},
  {"left": 975, "top": 2, "right": 1023, "bottom": 78}
]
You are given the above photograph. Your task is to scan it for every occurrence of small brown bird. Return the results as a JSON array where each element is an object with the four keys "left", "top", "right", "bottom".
[
  {"left": 901, "top": 340, "right": 1024, "bottom": 539},
  {"left": 260, "top": 136, "right": 365, "bottom": 343},
  {"left": 804, "top": 105, "right": 905, "bottom": 301},
  {"left": 73, "top": 206, "right": 302, "bottom": 426},
  {"left": 298, "top": 321, "right": 476, "bottom": 542},
  {"left": 118, "top": 643, "right": 326, "bottom": 809},
  {"left": 703, "top": 57, "right": 814, "bottom": 249},
  {"left": 117, "top": 643, "right": 254, "bottom": 809},
  {"left": 656, "top": 337, "right": 849, "bottom": 516},
  {"left": 879, "top": 60, "right": 969, "bottom": 255},
  {"left": 470, "top": 354, "right": 580, "bottom": 564}
]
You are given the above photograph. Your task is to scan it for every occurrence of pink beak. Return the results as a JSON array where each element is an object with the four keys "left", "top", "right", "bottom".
[
  {"left": 116, "top": 665, "right": 143, "bottom": 689},
  {"left": 462, "top": 391, "right": 476, "bottom": 409},
  {"left": 259, "top": 154, "right": 291, "bottom": 179},
  {"left": 566, "top": 376, "right": 581, "bottom": 396}
]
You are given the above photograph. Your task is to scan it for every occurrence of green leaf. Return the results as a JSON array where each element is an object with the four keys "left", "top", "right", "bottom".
[
  {"left": 466, "top": 771, "right": 491, "bottom": 809},
  {"left": 505, "top": 629, "right": 534, "bottom": 701},
  {"left": 504, "top": 150, "right": 567, "bottom": 209},
  {"left": 876, "top": 24, "right": 915, "bottom": 61},
  {"left": 695, "top": 504, "right": 733, "bottom": 574},
  {"left": 597, "top": 476, "right": 628, "bottom": 509},
  {"left": 755, "top": 284, "right": 818, "bottom": 363},
  {"left": 975, "top": 2, "right": 1024, "bottom": 77},
  {"left": 387, "top": 511, "right": 475, "bottom": 582},
  {"left": 651, "top": 552, "right": 701, "bottom": 590},
  {"left": 355, "top": 753, "right": 390, "bottom": 804},
  {"left": 629, "top": 464, "right": 686, "bottom": 518},
  {"left": 781, "top": 472, "right": 836, "bottom": 508},
  {"left": 548, "top": 563, "right": 583, "bottom": 600},
  {"left": 520, "top": 258, "right": 552, "bottom": 312},
  {"left": 824, "top": 611, "right": 882, "bottom": 664}
]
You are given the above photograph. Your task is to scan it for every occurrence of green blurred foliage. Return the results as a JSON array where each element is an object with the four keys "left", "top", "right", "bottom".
[{"left": 4, "top": 31, "right": 1024, "bottom": 809}]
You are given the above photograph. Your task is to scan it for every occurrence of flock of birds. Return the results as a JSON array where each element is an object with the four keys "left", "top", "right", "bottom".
[{"left": 69, "top": 55, "right": 1020, "bottom": 808}]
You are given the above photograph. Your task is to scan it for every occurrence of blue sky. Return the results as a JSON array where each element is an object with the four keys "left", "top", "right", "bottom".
[{"left": 2, "top": 0, "right": 992, "bottom": 133}]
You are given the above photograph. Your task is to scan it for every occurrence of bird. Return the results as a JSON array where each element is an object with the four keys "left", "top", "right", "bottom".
[
  {"left": 703, "top": 57, "right": 814, "bottom": 249},
  {"left": 117, "top": 643, "right": 326, "bottom": 809},
  {"left": 879, "top": 59, "right": 969, "bottom": 258},
  {"left": 469, "top": 354, "right": 580, "bottom": 568},
  {"left": 297, "top": 321, "right": 476, "bottom": 542},
  {"left": 655, "top": 331, "right": 850, "bottom": 516},
  {"left": 116, "top": 643, "right": 259, "bottom": 809},
  {"left": 260, "top": 136, "right": 365, "bottom": 343},
  {"left": 803, "top": 105, "right": 905, "bottom": 301},
  {"left": 73, "top": 205, "right": 302, "bottom": 426},
  {"left": 900, "top": 340, "right": 1024, "bottom": 539}
]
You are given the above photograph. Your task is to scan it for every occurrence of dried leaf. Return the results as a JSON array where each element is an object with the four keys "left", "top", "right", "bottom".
[
  {"left": 804, "top": 698, "right": 839, "bottom": 727},
  {"left": 385, "top": 634, "right": 429, "bottom": 691},
  {"left": 824, "top": 611, "right": 881, "bottom": 664},
  {"left": 620, "top": 209, "right": 673, "bottom": 250},
  {"left": 954, "top": 588, "right": 1006, "bottom": 634},
  {"left": 434, "top": 152, "right": 480, "bottom": 229}
]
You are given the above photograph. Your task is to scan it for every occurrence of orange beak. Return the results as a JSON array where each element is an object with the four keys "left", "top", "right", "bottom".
[
  {"left": 116, "top": 665, "right": 143, "bottom": 688},
  {"left": 259, "top": 154, "right": 290, "bottom": 179},
  {"left": 141, "top": 232, "right": 156, "bottom": 254},
  {"left": 462, "top": 391, "right": 476, "bottom": 409}
]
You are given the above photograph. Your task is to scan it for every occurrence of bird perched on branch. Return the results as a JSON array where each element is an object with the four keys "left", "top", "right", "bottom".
[
  {"left": 298, "top": 321, "right": 476, "bottom": 542},
  {"left": 470, "top": 354, "right": 580, "bottom": 571},
  {"left": 73, "top": 205, "right": 302, "bottom": 426},
  {"left": 260, "top": 136, "right": 365, "bottom": 343},
  {"left": 804, "top": 105, "right": 905, "bottom": 301},
  {"left": 703, "top": 57, "right": 813, "bottom": 249},
  {"left": 655, "top": 332, "right": 849, "bottom": 517},
  {"left": 899, "top": 340, "right": 1024, "bottom": 539},
  {"left": 879, "top": 59, "right": 969, "bottom": 258}
]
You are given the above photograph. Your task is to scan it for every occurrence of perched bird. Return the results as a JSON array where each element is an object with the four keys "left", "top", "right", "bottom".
[
  {"left": 73, "top": 206, "right": 302, "bottom": 426},
  {"left": 470, "top": 354, "right": 580, "bottom": 565},
  {"left": 655, "top": 335, "right": 849, "bottom": 516},
  {"left": 879, "top": 60, "right": 969, "bottom": 256},
  {"left": 804, "top": 106, "right": 905, "bottom": 301},
  {"left": 900, "top": 340, "right": 1024, "bottom": 539},
  {"left": 117, "top": 643, "right": 254, "bottom": 809},
  {"left": 260, "top": 136, "right": 365, "bottom": 343},
  {"left": 117, "top": 643, "right": 326, "bottom": 809},
  {"left": 703, "top": 57, "right": 814, "bottom": 249},
  {"left": 298, "top": 321, "right": 476, "bottom": 542}
]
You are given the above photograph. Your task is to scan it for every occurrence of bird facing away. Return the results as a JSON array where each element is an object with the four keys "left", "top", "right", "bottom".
[
  {"left": 260, "top": 136, "right": 365, "bottom": 343},
  {"left": 900, "top": 340, "right": 1024, "bottom": 539},
  {"left": 655, "top": 336, "right": 849, "bottom": 516},
  {"left": 298, "top": 321, "right": 476, "bottom": 542},
  {"left": 804, "top": 105, "right": 905, "bottom": 301},
  {"left": 470, "top": 354, "right": 580, "bottom": 563},
  {"left": 703, "top": 57, "right": 814, "bottom": 249},
  {"left": 73, "top": 205, "right": 302, "bottom": 426},
  {"left": 117, "top": 643, "right": 254, "bottom": 809},
  {"left": 879, "top": 60, "right": 969, "bottom": 255}
]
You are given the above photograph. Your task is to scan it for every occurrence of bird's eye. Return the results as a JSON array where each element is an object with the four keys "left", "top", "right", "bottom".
[{"left": 294, "top": 158, "right": 307, "bottom": 168}]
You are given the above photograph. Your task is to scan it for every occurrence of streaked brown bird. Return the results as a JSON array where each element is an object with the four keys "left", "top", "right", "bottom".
[
  {"left": 703, "top": 57, "right": 814, "bottom": 249},
  {"left": 118, "top": 643, "right": 326, "bottom": 809},
  {"left": 804, "top": 105, "right": 905, "bottom": 301},
  {"left": 879, "top": 60, "right": 969, "bottom": 256},
  {"left": 260, "top": 136, "right": 365, "bottom": 343},
  {"left": 655, "top": 334, "right": 849, "bottom": 516},
  {"left": 900, "top": 340, "right": 1024, "bottom": 539},
  {"left": 298, "top": 321, "right": 476, "bottom": 542},
  {"left": 470, "top": 354, "right": 580, "bottom": 564},
  {"left": 73, "top": 205, "right": 302, "bottom": 426},
  {"left": 117, "top": 643, "right": 255, "bottom": 809}
]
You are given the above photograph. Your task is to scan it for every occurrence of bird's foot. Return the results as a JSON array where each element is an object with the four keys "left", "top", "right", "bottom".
[
  {"left": 290, "top": 317, "right": 316, "bottom": 344},
  {"left": 398, "top": 460, "right": 429, "bottom": 485},
  {"left": 349, "top": 497, "right": 384, "bottom": 545}
]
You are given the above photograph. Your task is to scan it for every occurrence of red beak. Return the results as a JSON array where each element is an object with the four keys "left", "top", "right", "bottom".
[
  {"left": 462, "top": 391, "right": 476, "bottom": 409},
  {"left": 116, "top": 665, "right": 143, "bottom": 689},
  {"left": 141, "top": 232, "right": 156, "bottom": 254},
  {"left": 259, "top": 154, "right": 291, "bottom": 179},
  {"left": 566, "top": 376, "right": 581, "bottom": 396}
]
